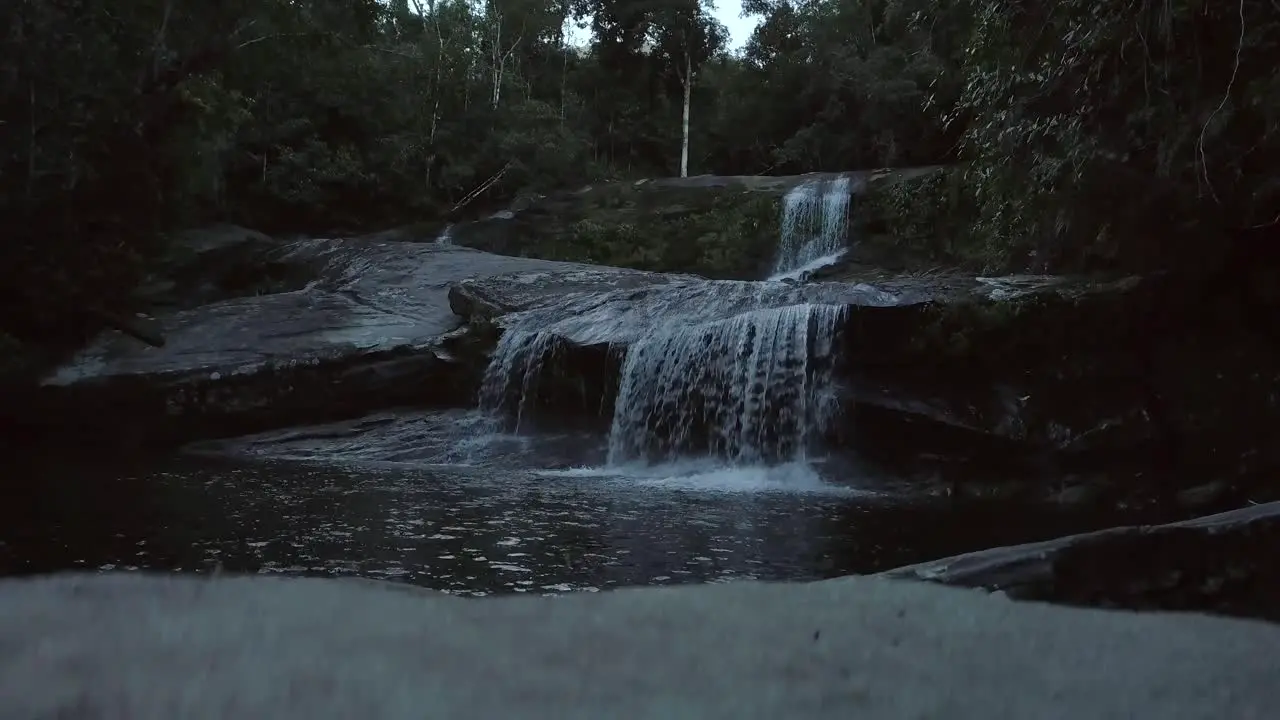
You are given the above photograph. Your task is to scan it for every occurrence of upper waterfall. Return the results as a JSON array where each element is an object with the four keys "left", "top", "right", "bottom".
[{"left": 770, "top": 175, "right": 854, "bottom": 279}]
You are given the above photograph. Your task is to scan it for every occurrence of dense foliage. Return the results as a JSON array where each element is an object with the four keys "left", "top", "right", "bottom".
[{"left": 2, "top": 0, "right": 1277, "bottom": 350}]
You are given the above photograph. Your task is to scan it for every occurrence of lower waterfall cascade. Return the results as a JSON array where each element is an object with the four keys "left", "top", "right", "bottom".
[
  {"left": 606, "top": 303, "right": 845, "bottom": 466},
  {"left": 477, "top": 301, "right": 847, "bottom": 468}
]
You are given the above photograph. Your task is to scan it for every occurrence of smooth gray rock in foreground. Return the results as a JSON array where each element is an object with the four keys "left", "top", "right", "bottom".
[{"left": 1, "top": 573, "right": 1275, "bottom": 719}]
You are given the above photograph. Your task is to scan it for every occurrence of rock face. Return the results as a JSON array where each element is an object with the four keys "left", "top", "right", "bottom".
[
  {"left": 450, "top": 266, "right": 1138, "bottom": 350},
  {"left": 29, "top": 237, "right": 597, "bottom": 446},
  {"left": 454, "top": 272, "right": 906, "bottom": 347},
  {"left": 2, "top": 572, "right": 1278, "bottom": 719},
  {"left": 881, "top": 501, "right": 1280, "bottom": 623}
]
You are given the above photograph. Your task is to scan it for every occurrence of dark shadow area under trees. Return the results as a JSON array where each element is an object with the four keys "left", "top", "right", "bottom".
[{"left": 1, "top": 0, "right": 1276, "bottom": 378}]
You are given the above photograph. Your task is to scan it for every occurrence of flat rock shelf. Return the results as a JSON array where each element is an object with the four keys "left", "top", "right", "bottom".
[{"left": 1, "top": 572, "right": 1275, "bottom": 720}]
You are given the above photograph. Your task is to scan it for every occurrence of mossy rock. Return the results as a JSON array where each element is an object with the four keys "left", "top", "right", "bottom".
[
  {"left": 451, "top": 180, "right": 784, "bottom": 279},
  {"left": 448, "top": 171, "right": 944, "bottom": 280},
  {"left": 849, "top": 166, "right": 994, "bottom": 272}
]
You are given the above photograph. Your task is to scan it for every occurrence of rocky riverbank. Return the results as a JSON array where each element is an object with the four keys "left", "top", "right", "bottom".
[
  {"left": 9, "top": 170, "right": 1279, "bottom": 623},
  {"left": 18, "top": 205, "right": 1279, "bottom": 502}
]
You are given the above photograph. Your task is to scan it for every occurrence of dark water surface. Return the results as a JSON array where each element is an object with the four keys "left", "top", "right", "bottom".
[{"left": 3, "top": 428, "right": 1152, "bottom": 596}]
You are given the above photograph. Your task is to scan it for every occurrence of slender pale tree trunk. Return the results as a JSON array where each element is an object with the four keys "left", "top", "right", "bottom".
[
  {"left": 490, "top": 17, "right": 502, "bottom": 109},
  {"left": 680, "top": 50, "right": 691, "bottom": 177}
]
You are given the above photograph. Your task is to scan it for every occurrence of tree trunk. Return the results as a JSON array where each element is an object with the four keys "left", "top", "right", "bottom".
[
  {"left": 680, "top": 51, "right": 691, "bottom": 178},
  {"left": 490, "top": 18, "right": 502, "bottom": 109},
  {"left": 558, "top": 5, "right": 569, "bottom": 122}
]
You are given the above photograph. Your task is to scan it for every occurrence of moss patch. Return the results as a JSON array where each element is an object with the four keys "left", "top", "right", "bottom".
[
  {"left": 851, "top": 167, "right": 992, "bottom": 272},
  {"left": 909, "top": 295, "right": 1056, "bottom": 362},
  {"left": 564, "top": 189, "right": 779, "bottom": 278},
  {"left": 454, "top": 181, "right": 782, "bottom": 279}
]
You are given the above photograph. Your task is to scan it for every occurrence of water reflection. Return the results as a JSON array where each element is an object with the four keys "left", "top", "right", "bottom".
[{"left": 2, "top": 447, "right": 1144, "bottom": 597}]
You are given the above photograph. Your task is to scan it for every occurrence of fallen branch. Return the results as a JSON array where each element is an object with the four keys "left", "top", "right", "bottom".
[{"left": 450, "top": 161, "right": 513, "bottom": 214}]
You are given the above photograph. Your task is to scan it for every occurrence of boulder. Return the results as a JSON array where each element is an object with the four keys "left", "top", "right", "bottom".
[
  {"left": 28, "top": 239, "right": 597, "bottom": 447},
  {"left": 881, "top": 500, "right": 1280, "bottom": 622}
]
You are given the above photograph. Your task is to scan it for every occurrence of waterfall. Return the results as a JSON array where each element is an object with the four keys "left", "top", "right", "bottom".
[
  {"left": 477, "top": 330, "right": 565, "bottom": 433},
  {"left": 770, "top": 176, "right": 853, "bottom": 279},
  {"left": 478, "top": 302, "right": 847, "bottom": 467},
  {"left": 474, "top": 174, "right": 872, "bottom": 469},
  {"left": 606, "top": 304, "right": 845, "bottom": 466}
]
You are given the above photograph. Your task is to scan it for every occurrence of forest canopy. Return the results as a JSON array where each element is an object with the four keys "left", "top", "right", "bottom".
[{"left": 1, "top": 0, "right": 1277, "bottom": 346}]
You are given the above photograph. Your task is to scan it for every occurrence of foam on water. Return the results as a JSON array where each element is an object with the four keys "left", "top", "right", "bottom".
[
  {"left": 533, "top": 460, "right": 866, "bottom": 496},
  {"left": 771, "top": 176, "right": 854, "bottom": 278}
]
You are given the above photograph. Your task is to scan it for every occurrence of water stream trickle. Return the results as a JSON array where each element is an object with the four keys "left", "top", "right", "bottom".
[{"left": 478, "top": 330, "right": 566, "bottom": 433}]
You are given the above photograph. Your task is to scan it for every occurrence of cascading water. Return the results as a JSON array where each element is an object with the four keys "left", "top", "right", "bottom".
[
  {"left": 473, "top": 176, "right": 880, "bottom": 473},
  {"left": 770, "top": 176, "right": 853, "bottom": 279},
  {"left": 478, "top": 330, "right": 566, "bottom": 433},
  {"left": 605, "top": 303, "right": 845, "bottom": 466}
]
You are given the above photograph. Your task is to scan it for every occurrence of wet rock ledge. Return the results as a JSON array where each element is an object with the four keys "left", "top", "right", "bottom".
[
  {"left": 881, "top": 500, "right": 1280, "bottom": 623},
  {"left": 13, "top": 231, "right": 600, "bottom": 447}
]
